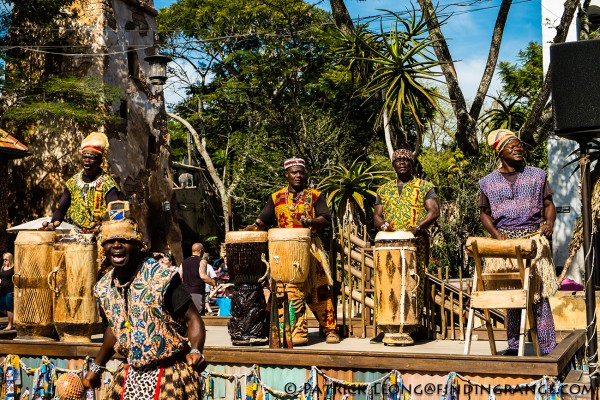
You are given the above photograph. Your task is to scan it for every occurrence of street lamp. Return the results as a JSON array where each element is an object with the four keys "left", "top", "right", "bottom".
[{"left": 144, "top": 52, "right": 172, "bottom": 85}]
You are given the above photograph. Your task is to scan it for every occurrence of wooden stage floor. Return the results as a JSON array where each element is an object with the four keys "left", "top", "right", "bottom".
[{"left": 0, "top": 324, "right": 585, "bottom": 378}]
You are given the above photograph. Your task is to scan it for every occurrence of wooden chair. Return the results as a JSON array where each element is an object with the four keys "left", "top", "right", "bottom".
[{"left": 463, "top": 237, "right": 540, "bottom": 356}]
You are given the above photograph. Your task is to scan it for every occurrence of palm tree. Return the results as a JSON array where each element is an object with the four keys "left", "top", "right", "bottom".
[
  {"left": 479, "top": 95, "right": 528, "bottom": 133},
  {"left": 318, "top": 158, "right": 391, "bottom": 231},
  {"left": 335, "top": 9, "right": 446, "bottom": 159}
]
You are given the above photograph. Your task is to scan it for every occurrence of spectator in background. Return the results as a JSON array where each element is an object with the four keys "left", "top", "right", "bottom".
[
  {"left": 208, "top": 283, "right": 234, "bottom": 317},
  {"left": 203, "top": 253, "right": 217, "bottom": 314},
  {"left": 179, "top": 243, "right": 216, "bottom": 315},
  {"left": 0, "top": 252, "right": 15, "bottom": 331}
]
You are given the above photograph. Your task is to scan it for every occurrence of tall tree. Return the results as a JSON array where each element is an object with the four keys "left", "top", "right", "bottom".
[
  {"left": 328, "top": 0, "right": 580, "bottom": 157},
  {"left": 158, "top": 0, "right": 378, "bottom": 231}
]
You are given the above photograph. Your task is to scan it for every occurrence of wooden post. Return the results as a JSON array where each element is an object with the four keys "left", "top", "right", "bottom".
[
  {"left": 459, "top": 262, "right": 464, "bottom": 341},
  {"left": 340, "top": 225, "right": 347, "bottom": 335},
  {"left": 360, "top": 225, "right": 367, "bottom": 338},
  {"left": 438, "top": 267, "right": 446, "bottom": 339},
  {"left": 347, "top": 226, "right": 353, "bottom": 337}
]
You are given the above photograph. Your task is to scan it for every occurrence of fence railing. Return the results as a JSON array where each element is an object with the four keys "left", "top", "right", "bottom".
[{"left": 335, "top": 225, "right": 505, "bottom": 339}]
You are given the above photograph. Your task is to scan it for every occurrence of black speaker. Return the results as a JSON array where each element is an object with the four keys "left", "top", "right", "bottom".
[{"left": 551, "top": 39, "right": 600, "bottom": 137}]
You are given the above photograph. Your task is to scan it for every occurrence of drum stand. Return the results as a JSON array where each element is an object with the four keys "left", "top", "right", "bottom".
[
  {"left": 269, "top": 281, "right": 293, "bottom": 349},
  {"left": 464, "top": 239, "right": 539, "bottom": 356}
]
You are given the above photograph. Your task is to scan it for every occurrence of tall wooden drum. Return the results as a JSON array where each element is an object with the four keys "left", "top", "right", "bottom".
[
  {"left": 225, "top": 231, "right": 268, "bottom": 284},
  {"left": 225, "top": 231, "right": 270, "bottom": 345},
  {"left": 374, "top": 231, "right": 418, "bottom": 346},
  {"left": 268, "top": 228, "right": 311, "bottom": 284},
  {"left": 13, "top": 230, "right": 56, "bottom": 341},
  {"left": 49, "top": 234, "right": 99, "bottom": 343}
]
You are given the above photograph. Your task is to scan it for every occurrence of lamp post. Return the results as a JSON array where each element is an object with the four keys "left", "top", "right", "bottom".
[{"left": 144, "top": 52, "right": 172, "bottom": 86}]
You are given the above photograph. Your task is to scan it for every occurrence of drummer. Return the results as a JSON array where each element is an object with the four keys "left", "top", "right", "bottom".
[
  {"left": 40, "top": 131, "right": 120, "bottom": 234},
  {"left": 373, "top": 148, "right": 440, "bottom": 342},
  {"left": 245, "top": 157, "right": 340, "bottom": 345}
]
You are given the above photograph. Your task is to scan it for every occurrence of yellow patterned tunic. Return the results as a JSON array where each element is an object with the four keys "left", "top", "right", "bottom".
[
  {"left": 65, "top": 171, "right": 119, "bottom": 229},
  {"left": 377, "top": 178, "right": 435, "bottom": 315}
]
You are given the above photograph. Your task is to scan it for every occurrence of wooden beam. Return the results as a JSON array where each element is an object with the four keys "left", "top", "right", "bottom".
[{"left": 471, "top": 290, "right": 527, "bottom": 309}]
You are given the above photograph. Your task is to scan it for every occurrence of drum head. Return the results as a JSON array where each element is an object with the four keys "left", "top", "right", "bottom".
[
  {"left": 225, "top": 230, "right": 268, "bottom": 244},
  {"left": 375, "top": 231, "right": 415, "bottom": 242},
  {"left": 267, "top": 227, "right": 311, "bottom": 241}
]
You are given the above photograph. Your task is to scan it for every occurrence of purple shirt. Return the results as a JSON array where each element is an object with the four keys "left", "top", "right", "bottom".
[{"left": 479, "top": 166, "right": 548, "bottom": 231}]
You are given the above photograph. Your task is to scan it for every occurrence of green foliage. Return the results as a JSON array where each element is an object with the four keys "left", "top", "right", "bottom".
[
  {"left": 334, "top": 9, "right": 446, "bottom": 131},
  {"left": 318, "top": 158, "right": 391, "bottom": 225},
  {"left": 4, "top": 76, "right": 122, "bottom": 133},
  {"left": 159, "top": 0, "right": 380, "bottom": 230},
  {"left": 479, "top": 95, "right": 528, "bottom": 133},
  {"left": 496, "top": 42, "right": 543, "bottom": 107},
  {"left": 420, "top": 148, "right": 493, "bottom": 276}
]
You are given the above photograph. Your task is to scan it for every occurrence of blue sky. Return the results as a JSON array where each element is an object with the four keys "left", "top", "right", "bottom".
[{"left": 153, "top": 0, "right": 542, "bottom": 102}]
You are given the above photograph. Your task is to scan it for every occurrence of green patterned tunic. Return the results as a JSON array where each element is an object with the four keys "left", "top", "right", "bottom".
[
  {"left": 65, "top": 171, "right": 119, "bottom": 229},
  {"left": 377, "top": 178, "right": 435, "bottom": 315}
]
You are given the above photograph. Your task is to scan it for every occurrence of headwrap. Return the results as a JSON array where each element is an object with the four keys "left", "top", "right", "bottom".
[
  {"left": 487, "top": 129, "right": 519, "bottom": 154},
  {"left": 284, "top": 157, "right": 305, "bottom": 170},
  {"left": 81, "top": 132, "right": 109, "bottom": 156},
  {"left": 391, "top": 149, "right": 414, "bottom": 162},
  {"left": 98, "top": 218, "right": 145, "bottom": 248}
]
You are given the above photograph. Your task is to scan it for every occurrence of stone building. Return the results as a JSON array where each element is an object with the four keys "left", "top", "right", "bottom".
[{"left": 7, "top": 0, "right": 184, "bottom": 261}]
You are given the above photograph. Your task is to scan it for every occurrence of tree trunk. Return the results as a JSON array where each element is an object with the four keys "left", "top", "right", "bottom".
[
  {"left": 383, "top": 106, "right": 394, "bottom": 160},
  {"left": 329, "top": 0, "right": 354, "bottom": 34},
  {"left": 416, "top": 0, "right": 477, "bottom": 157},
  {"left": 519, "top": 0, "right": 578, "bottom": 145},
  {"left": 168, "top": 112, "right": 232, "bottom": 232}
]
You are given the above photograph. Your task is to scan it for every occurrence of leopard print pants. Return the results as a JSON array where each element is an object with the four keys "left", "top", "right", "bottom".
[{"left": 105, "top": 360, "right": 203, "bottom": 399}]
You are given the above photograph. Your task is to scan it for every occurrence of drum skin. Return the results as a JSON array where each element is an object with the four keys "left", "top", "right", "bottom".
[
  {"left": 225, "top": 231, "right": 268, "bottom": 284},
  {"left": 374, "top": 231, "right": 419, "bottom": 332},
  {"left": 267, "top": 228, "right": 311, "bottom": 283},
  {"left": 13, "top": 231, "right": 56, "bottom": 341},
  {"left": 51, "top": 234, "right": 99, "bottom": 343}
]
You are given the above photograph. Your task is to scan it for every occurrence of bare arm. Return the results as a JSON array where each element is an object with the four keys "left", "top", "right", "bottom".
[
  {"left": 181, "top": 302, "right": 207, "bottom": 370},
  {"left": 83, "top": 325, "right": 117, "bottom": 388},
  {"left": 374, "top": 204, "right": 385, "bottom": 229},
  {"left": 414, "top": 197, "right": 440, "bottom": 231},
  {"left": 199, "top": 259, "right": 216, "bottom": 287},
  {"left": 480, "top": 207, "right": 505, "bottom": 240},
  {"left": 539, "top": 196, "right": 556, "bottom": 237}
]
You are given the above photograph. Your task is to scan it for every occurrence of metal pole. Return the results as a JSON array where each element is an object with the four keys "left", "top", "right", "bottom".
[{"left": 580, "top": 138, "right": 598, "bottom": 389}]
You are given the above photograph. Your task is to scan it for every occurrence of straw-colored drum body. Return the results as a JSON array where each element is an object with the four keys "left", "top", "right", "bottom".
[
  {"left": 225, "top": 231, "right": 268, "bottom": 284},
  {"left": 268, "top": 228, "right": 311, "bottom": 284},
  {"left": 49, "top": 234, "right": 99, "bottom": 343},
  {"left": 13, "top": 231, "right": 56, "bottom": 341},
  {"left": 374, "top": 231, "right": 419, "bottom": 345}
]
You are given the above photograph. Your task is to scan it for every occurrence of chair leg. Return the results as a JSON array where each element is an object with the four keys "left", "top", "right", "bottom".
[
  {"left": 518, "top": 307, "right": 527, "bottom": 356},
  {"left": 464, "top": 307, "right": 475, "bottom": 355},
  {"left": 484, "top": 309, "right": 497, "bottom": 355},
  {"left": 463, "top": 307, "right": 475, "bottom": 355},
  {"left": 528, "top": 304, "right": 540, "bottom": 356}
]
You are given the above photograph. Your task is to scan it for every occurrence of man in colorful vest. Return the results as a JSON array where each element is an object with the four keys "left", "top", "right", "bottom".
[
  {"left": 479, "top": 129, "right": 557, "bottom": 355},
  {"left": 83, "top": 202, "right": 206, "bottom": 398},
  {"left": 41, "top": 131, "right": 119, "bottom": 233},
  {"left": 373, "top": 148, "right": 440, "bottom": 345},
  {"left": 246, "top": 157, "right": 340, "bottom": 345}
]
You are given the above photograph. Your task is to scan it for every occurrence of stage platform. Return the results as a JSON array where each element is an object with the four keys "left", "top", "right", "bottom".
[{"left": 0, "top": 321, "right": 588, "bottom": 399}]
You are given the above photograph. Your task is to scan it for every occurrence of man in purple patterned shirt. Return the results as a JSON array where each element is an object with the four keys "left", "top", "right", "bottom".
[{"left": 479, "top": 129, "right": 557, "bottom": 355}]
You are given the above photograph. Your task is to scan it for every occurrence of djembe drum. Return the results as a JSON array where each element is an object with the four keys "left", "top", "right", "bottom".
[
  {"left": 268, "top": 228, "right": 311, "bottom": 284},
  {"left": 13, "top": 230, "right": 56, "bottom": 341},
  {"left": 48, "top": 234, "right": 100, "bottom": 342},
  {"left": 374, "top": 231, "right": 419, "bottom": 346},
  {"left": 267, "top": 228, "right": 311, "bottom": 348},
  {"left": 225, "top": 230, "right": 269, "bottom": 346}
]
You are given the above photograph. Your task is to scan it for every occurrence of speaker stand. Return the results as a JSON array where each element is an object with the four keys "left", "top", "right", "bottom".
[{"left": 579, "top": 138, "right": 598, "bottom": 395}]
